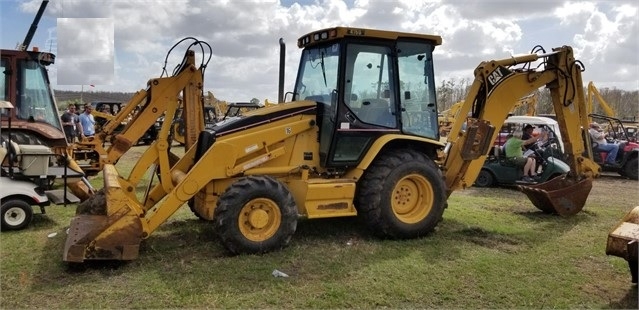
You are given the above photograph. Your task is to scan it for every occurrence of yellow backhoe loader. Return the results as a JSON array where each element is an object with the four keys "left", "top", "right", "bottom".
[{"left": 64, "top": 27, "right": 601, "bottom": 263}]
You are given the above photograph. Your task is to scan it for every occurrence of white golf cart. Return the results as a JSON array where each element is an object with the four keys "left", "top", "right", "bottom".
[{"left": 1, "top": 100, "right": 83, "bottom": 231}]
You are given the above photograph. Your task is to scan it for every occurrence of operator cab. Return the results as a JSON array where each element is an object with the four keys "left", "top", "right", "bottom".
[
  {"left": 293, "top": 28, "right": 442, "bottom": 168},
  {"left": 1, "top": 49, "right": 65, "bottom": 146}
]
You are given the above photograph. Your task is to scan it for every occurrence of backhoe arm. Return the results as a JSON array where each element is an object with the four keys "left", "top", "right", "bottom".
[
  {"left": 443, "top": 46, "right": 599, "bottom": 214},
  {"left": 587, "top": 81, "right": 616, "bottom": 118}
]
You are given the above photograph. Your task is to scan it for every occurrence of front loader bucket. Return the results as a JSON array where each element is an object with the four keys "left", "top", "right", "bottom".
[
  {"left": 63, "top": 165, "right": 144, "bottom": 263},
  {"left": 518, "top": 176, "right": 593, "bottom": 216},
  {"left": 605, "top": 206, "right": 639, "bottom": 283}
]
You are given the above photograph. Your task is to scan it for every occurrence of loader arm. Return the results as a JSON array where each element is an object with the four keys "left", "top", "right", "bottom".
[
  {"left": 443, "top": 46, "right": 600, "bottom": 215},
  {"left": 74, "top": 50, "right": 204, "bottom": 177}
]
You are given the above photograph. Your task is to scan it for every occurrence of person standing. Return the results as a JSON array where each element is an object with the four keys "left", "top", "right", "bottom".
[
  {"left": 61, "top": 103, "right": 83, "bottom": 143},
  {"left": 73, "top": 104, "right": 82, "bottom": 137},
  {"left": 79, "top": 104, "right": 96, "bottom": 138}
]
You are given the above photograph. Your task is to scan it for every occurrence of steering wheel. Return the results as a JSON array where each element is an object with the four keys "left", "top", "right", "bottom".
[{"left": 541, "top": 137, "right": 556, "bottom": 148}]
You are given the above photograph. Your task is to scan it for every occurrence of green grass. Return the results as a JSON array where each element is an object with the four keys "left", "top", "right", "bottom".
[{"left": 1, "top": 146, "right": 637, "bottom": 308}]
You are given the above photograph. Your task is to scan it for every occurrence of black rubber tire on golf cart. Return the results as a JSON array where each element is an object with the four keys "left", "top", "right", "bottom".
[
  {"left": 474, "top": 169, "right": 495, "bottom": 187},
  {"left": 1, "top": 199, "right": 34, "bottom": 231},
  {"left": 213, "top": 175, "right": 298, "bottom": 254},
  {"left": 356, "top": 149, "right": 447, "bottom": 239}
]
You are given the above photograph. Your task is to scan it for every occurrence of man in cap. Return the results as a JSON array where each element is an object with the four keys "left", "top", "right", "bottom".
[
  {"left": 521, "top": 124, "right": 536, "bottom": 151},
  {"left": 589, "top": 122, "right": 620, "bottom": 167}
]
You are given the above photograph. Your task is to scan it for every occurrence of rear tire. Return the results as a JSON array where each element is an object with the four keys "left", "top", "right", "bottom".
[
  {"left": 1, "top": 199, "right": 34, "bottom": 231},
  {"left": 214, "top": 176, "right": 297, "bottom": 254},
  {"left": 623, "top": 157, "right": 638, "bottom": 180},
  {"left": 474, "top": 169, "right": 494, "bottom": 187},
  {"left": 356, "top": 149, "right": 446, "bottom": 239}
]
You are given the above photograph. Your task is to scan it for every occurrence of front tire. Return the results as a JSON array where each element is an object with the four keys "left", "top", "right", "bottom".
[
  {"left": 1, "top": 199, "right": 34, "bottom": 231},
  {"left": 356, "top": 149, "right": 446, "bottom": 239},
  {"left": 214, "top": 176, "right": 297, "bottom": 254},
  {"left": 623, "top": 157, "right": 638, "bottom": 180},
  {"left": 474, "top": 169, "right": 495, "bottom": 187}
]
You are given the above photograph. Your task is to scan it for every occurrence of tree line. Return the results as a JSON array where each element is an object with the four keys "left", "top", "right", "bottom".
[
  {"left": 436, "top": 78, "right": 639, "bottom": 122},
  {"left": 56, "top": 83, "right": 638, "bottom": 122},
  {"left": 54, "top": 90, "right": 135, "bottom": 111}
]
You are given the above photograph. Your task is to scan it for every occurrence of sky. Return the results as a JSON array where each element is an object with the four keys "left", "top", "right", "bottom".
[{"left": 1, "top": 0, "right": 637, "bottom": 103}]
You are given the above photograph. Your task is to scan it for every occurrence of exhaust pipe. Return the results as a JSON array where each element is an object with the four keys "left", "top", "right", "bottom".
[{"left": 278, "top": 38, "right": 285, "bottom": 103}]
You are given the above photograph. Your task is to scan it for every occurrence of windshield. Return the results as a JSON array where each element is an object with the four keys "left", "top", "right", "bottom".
[
  {"left": 17, "top": 59, "right": 62, "bottom": 130},
  {"left": 293, "top": 43, "right": 340, "bottom": 103},
  {"left": 0, "top": 59, "right": 7, "bottom": 117}
]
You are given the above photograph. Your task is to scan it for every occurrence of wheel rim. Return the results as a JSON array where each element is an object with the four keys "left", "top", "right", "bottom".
[
  {"left": 4, "top": 207, "right": 26, "bottom": 227},
  {"left": 238, "top": 198, "right": 282, "bottom": 242},
  {"left": 391, "top": 174, "right": 433, "bottom": 224}
]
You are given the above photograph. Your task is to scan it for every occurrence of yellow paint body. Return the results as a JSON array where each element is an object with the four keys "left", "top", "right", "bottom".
[{"left": 64, "top": 27, "right": 608, "bottom": 263}]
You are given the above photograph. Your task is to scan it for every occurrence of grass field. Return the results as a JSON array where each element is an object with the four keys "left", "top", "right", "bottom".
[{"left": 1, "top": 145, "right": 638, "bottom": 309}]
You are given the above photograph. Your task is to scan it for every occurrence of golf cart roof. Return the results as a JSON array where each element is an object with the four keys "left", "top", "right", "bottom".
[
  {"left": 506, "top": 115, "right": 558, "bottom": 126},
  {"left": 0, "top": 101, "right": 14, "bottom": 109}
]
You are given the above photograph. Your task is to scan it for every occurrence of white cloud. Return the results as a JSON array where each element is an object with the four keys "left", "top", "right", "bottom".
[
  {"left": 15, "top": 0, "right": 639, "bottom": 100},
  {"left": 554, "top": 1, "right": 638, "bottom": 88},
  {"left": 56, "top": 18, "right": 114, "bottom": 85}
]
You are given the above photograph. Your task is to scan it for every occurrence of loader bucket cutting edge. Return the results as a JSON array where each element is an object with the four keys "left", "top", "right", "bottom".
[
  {"left": 518, "top": 176, "right": 592, "bottom": 216},
  {"left": 63, "top": 190, "right": 144, "bottom": 263},
  {"left": 605, "top": 206, "right": 639, "bottom": 259}
]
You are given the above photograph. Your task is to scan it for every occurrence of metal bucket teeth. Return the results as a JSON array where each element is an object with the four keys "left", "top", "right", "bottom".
[
  {"left": 63, "top": 165, "right": 144, "bottom": 263},
  {"left": 63, "top": 211, "right": 143, "bottom": 262},
  {"left": 519, "top": 176, "right": 593, "bottom": 216}
]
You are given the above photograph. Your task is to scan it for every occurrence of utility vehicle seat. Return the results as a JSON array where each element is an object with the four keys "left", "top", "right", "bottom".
[
  {"left": 7, "top": 141, "right": 21, "bottom": 163},
  {"left": 361, "top": 98, "right": 395, "bottom": 126},
  {"left": 0, "top": 145, "right": 7, "bottom": 163}
]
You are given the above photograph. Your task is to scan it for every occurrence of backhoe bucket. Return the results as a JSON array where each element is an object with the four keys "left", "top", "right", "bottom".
[
  {"left": 518, "top": 176, "right": 593, "bottom": 216},
  {"left": 63, "top": 165, "right": 144, "bottom": 263}
]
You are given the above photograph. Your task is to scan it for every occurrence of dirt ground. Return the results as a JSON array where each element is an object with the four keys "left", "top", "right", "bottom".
[{"left": 590, "top": 172, "right": 639, "bottom": 202}]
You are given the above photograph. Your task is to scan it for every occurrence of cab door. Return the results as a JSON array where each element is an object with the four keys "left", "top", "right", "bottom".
[{"left": 320, "top": 43, "right": 399, "bottom": 168}]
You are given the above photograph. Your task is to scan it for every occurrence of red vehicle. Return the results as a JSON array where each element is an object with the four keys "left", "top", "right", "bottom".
[{"left": 589, "top": 114, "right": 639, "bottom": 180}]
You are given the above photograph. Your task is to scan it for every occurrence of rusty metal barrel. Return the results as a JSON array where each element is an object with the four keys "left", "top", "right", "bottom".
[{"left": 518, "top": 176, "right": 593, "bottom": 216}]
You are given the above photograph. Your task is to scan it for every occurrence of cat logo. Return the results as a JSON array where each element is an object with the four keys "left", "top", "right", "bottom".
[
  {"left": 486, "top": 66, "right": 514, "bottom": 95},
  {"left": 488, "top": 69, "right": 504, "bottom": 85}
]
